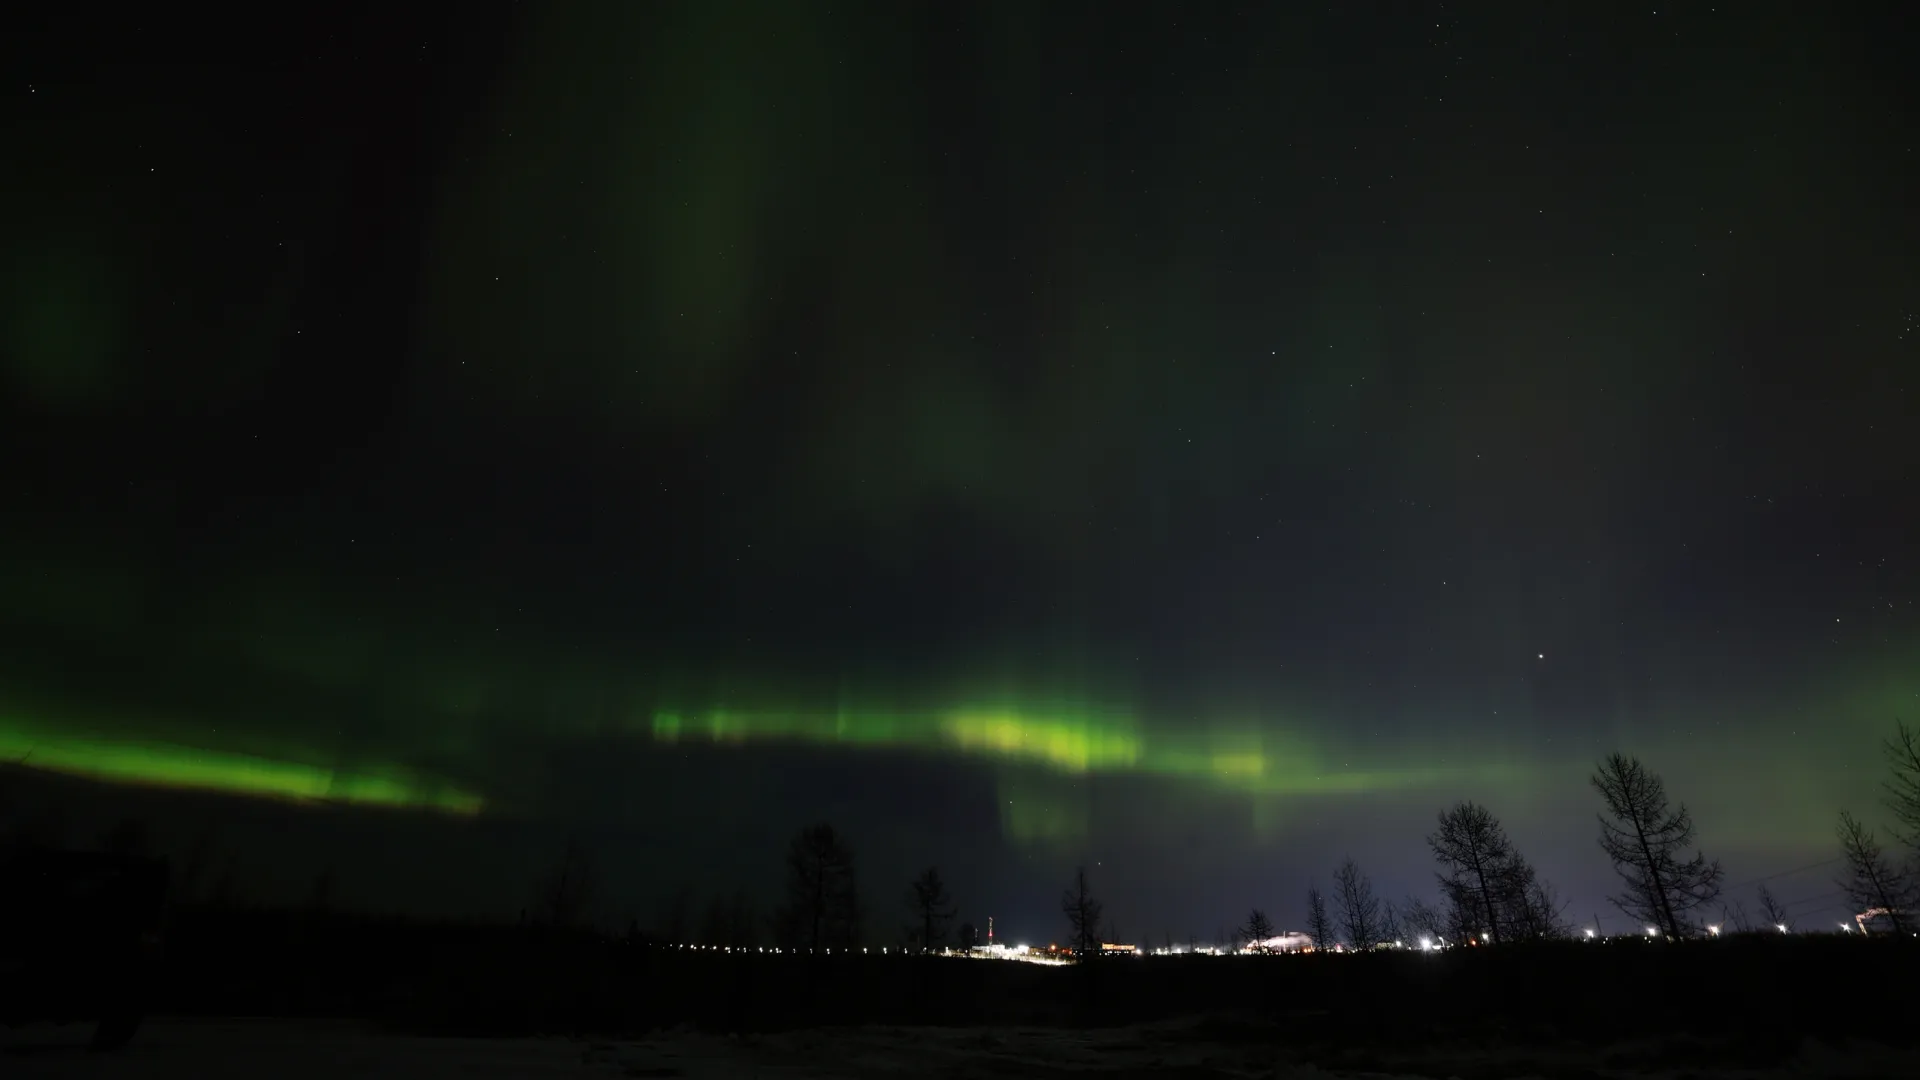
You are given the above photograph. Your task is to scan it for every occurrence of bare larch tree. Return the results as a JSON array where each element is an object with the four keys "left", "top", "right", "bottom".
[
  {"left": 1723, "top": 898, "right": 1752, "bottom": 934},
  {"left": 1883, "top": 721, "right": 1920, "bottom": 861},
  {"left": 906, "top": 866, "right": 957, "bottom": 950},
  {"left": 1756, "top": 883, "right": 1792, "bottom": 931},
  {"left": 1061, "top": 867, "right": 1105, "bottom": 955},
  {"left": 1399, "top": 895, "right": 1446, "bottom": 941},
  {"left": 1592, "top": 752, "right": 1722, "bottom": 937},
  {"left": 1239, "top": 908, "right": 1276, "bottom": 949},
  {"left": 1379, "top": 899, "right": 1403, "bottom": 943},
  {"left": 1505, "top": 867, "right": 1573, "bottom": 941},
  {"left": 779, "top": 823, "right": 860, "bottom": 950},
  {"left": 1428, "top": 800, "right": 1528, "bottom": 945},
  {"left": 1333, "top": 858, "right": 1383, "bottom": 949},
  {"left": 1305, "top": 885, "right": 1335, "bottom": 950},
  {"left": 1835, "top": 810, "right": 1916, "bottom": 935},
  {"left": 532, "top": 836, "right": 598, "bottom": 929}
]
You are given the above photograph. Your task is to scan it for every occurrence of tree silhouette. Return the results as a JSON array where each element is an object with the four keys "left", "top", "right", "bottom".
[
  {"left": 1428, "top": 800, "right": 1527, "bottom": 945},
  {"left": 1239, "top": 908, "right": 1276, "bottom": 949},
  {"left": 1592, "top": 752, "right": 1722, "bottom": 938},
  {"left": 1883, "top": 721, "right": 1920, "bottom": 860},
  {"left": 1756, "top": 883, "right": 1792, "bottom": 931},
  {"left": 1379, "top": 899, "right": 1403, "bottom": 943},
  {"left": 1723, "top": 897, "right": 1752, "bottom": 934},
  {"left": 1061, "top": 867, "right": 1104, "bottom": 955},
  {"left": 1505, "top": 868, "right": 1573, "bottom": 941},
  {"left": 1400, "top": 895, "right": 1445, "bottom": 942},
  {"left": 779, "top": 823, "right": 860, "bottom": 950},
  {"left": 1835, "top": 810, "right": 1916, "bottom": 935},
  {"left": 1333, "top": 859, "right": 1382, "bottom": 949},
  {"left": 1304, "top": 885, "right": 1334, "bottom": 950},
  {"left": 532, "top": 836, "right": 598, "bottom": 929},
  {"left": 905, "top": 866, "right": 956, "bottom": 951}
]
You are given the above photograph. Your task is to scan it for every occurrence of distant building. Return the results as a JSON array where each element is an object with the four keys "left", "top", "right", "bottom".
[
  {"left": 1853, "top": 907, "right": 1914, "bottom": 935},
  {"left": 1248, "top": 931, "right": 1314, "bottom": 953},
  {"left": 1099, "top": 942, "right": 1137, "bottom": 953}
]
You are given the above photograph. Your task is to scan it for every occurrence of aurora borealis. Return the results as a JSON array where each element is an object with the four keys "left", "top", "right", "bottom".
[{"left": 2, "top": 3, "right": 1915, "bottom": 939}]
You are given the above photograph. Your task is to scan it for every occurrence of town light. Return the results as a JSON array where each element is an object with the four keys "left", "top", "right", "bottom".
[
  {"left": 1584, "top": 928, "right": 1596, "bottom": 939},
  {"left": 1776, "top": 924, "right": 1787, "bottom": 933}
]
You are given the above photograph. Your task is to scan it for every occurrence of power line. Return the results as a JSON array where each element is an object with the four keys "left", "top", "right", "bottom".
[
  {"left": 1781, "top": 889, "right": 1845, "bottom": 912},
  {"left": 1721, "top": 856, "right": 1844, "bottom": 892}
]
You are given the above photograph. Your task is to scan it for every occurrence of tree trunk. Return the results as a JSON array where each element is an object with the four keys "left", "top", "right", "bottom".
[
  {"left": 1469, "top": 849, "right": 1501, "bottom": 945},
  {"left": 1629, "top": 812, "right": 1679, "bottom": 937}
]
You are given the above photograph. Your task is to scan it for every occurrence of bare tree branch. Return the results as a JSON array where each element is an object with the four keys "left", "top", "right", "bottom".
[
  {"left": 1304, "top": 885, "right": 1334, "bottom": 951},
  {"left": 905, "top": 866, "right": 956, "bottom": 950},
  {"left": 1333, "top": 858, "right": 1382, "bottom": 949},
  {"left": 778, "top": 823, "right": 860, "bottom": 950},
  {"left": 1591, "top": 753, "right": 1722, "bottom": 937},
  {"left": 1061, "top": 867, "right": 1104, "bottom": 956},
  {"left": 1836, "top": 810, "right": 1916, "bottom": 935}
]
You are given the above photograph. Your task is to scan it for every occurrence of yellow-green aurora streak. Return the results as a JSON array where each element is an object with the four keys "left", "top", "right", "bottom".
[
  {"left": 0, "top": 718, "right": 483, "bottom": 814},
  {"left": 650, "top": 706, "right": 1516, "bottom": 796},
  {"left": 1, "top": 694, "right": 1515, "bottom": 824}
]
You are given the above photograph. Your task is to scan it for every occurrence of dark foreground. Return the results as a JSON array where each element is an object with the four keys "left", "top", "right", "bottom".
[
  {"left": 14, "top": 907, "right": 1915, "bottom": 1077},
  {"left": 5, "top": 1015, "right": 1917, "bottom": 1079},
  {"left": 155, "top": 915, "right": 1917, "bottom": 1051}
]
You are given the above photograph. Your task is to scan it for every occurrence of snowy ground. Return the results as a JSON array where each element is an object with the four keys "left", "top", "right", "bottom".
[{"left": 5, "top": 1017, "right": 1916, "bottom": 1079}]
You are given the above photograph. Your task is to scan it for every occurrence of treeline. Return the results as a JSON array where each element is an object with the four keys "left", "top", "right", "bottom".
[
  {"left": 8, "top": 721, "right": 1918, "bottom": 953},
  {"left": 525, "top": 822, "right": 969, "bottom": 955},
  {"left": 1231, "top": 723, "right": 1920, "bottom": 951}
]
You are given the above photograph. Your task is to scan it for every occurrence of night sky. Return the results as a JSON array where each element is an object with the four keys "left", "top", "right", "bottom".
[{"left": 2, "top": 3, "right": 1915, "bottom": 944}]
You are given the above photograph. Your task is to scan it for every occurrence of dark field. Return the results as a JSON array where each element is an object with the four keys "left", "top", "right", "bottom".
[{"left": 110, "top": 910, "right": 1917, "bottom": 1077}]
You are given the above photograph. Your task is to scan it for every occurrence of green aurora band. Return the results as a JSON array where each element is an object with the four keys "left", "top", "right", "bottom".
[
  {"left": 648, "top": 705, "right": 1520, "bottom": 797},
  {"left": 0, "top": 717, "right": 484, "bottom": 815},
  {"left": 1, "top": 695, "right": 1516, "bottom": 827}
]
